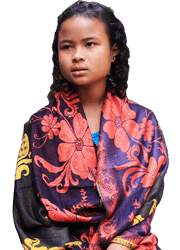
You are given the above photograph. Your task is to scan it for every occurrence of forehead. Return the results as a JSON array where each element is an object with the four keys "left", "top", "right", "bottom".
[{"left": 58, "top": 16, "right": 109, "bottom": 41}]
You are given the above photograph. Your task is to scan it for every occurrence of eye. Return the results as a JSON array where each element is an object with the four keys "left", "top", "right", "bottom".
[
  {"left": 62, "top": 45, "right": 72, "bottom": 50},
  {"left": 86, "top": 42, "right": 95, "bottom": 48}
]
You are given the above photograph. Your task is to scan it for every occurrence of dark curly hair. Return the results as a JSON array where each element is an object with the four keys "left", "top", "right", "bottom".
[{"left": 48, "top": 0, "right": 130, "bottom": 101}]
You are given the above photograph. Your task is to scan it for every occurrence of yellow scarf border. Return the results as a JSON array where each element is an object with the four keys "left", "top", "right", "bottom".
[{"left": 111, "top": 237, "right": 137, "bottom": 249}]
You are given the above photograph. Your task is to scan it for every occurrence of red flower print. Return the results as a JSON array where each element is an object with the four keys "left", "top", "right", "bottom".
[
  {"left": 115, "top": 145, "right": 166, "bottom": 196},
  {"left": 129, "top": 212, "right": 135, "bottom": 222},
  {"left": 35, "top": 113, "right": 97, "bottom": 194},
  {"left": 139, "top": 231, "right": 158, "bottom": 247},
  {"left": 100, "top": 217, "right": 117, "bottom": 240},
  {"left": 102, "top": 94, "right": 141, "bottom": 153},
  {"left": 41, "top": 198, "right": 92, "bottom": 223},
  {"left": 140, "top": 155, "right": 166, "bottom": 188},
  {"left": 41, "top": 114, "right": 61, "bottom": 139},
  {"left": 71, "top": 189, "right": 95, "bottom": 214},
  {"left": 58, "top": 113, "right": 96, "bottom": 180},
  {"left": 158, "top": 140, "right": 167, "bottom": 157},
  {"left": 133, "top": 199, "right": 141, "bottom": 209},
  {"left": 139, "top": 117, "right": 155, "bottom": 142}
]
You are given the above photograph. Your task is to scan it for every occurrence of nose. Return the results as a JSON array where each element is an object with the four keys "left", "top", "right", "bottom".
[{"left": 72, "top": 47, "right": 85, "bottom": 63}]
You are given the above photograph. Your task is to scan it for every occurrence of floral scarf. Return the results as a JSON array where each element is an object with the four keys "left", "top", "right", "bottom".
[{"left": 13, "top": 83, "right": 168, "bottom": 250}]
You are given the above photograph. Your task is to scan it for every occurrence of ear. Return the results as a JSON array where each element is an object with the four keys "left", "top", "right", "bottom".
[{"left": 111, "top": 43, "right": 119, "bottom": 62}]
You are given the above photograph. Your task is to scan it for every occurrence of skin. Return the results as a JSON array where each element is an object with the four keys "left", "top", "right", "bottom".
[
  {"left": 107, "top": 244, "right": 132, "bottom": 250},
  {"left": 58, "top": 16, "right": 131, "bottom": 250},
  {"left": 58, "top": 16, "right": 118, "bottom": 133}
]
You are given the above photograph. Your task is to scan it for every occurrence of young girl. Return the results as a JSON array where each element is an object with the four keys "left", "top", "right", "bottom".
[{"left": 13, "top": 1, "right": 168, "bottom": 250}]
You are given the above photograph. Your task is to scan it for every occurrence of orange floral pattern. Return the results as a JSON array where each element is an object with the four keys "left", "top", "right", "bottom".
[
  {"left": 139, "top": 117, "right": 155, "bottom": 142},
  {"left": 28, "top": 85, "right": 168, "bottom": 250},
  {"left": 58, "top": 113, "right": 97, "bottom": 181},
  {"left": 41, "top": 114, "right": 61, "bottom": 139},
  {"left": 102, "top": 93, "right": 141, "bottom": 152},
  {"left": 34, "top": 113, "right": 96, "bottom": 194},
  {"left": 114, "top": 145, "right": 166, "bottom": 196}
]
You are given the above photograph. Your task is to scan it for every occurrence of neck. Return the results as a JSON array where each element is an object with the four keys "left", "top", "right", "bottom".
[
  {"left": 75, "top": 81, "right": 107, "bottom": 107},
  {"left": 74, "top": 80, "right": 107, "bottom": 134}
]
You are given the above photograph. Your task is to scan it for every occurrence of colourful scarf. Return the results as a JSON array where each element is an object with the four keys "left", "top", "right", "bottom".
[{"left": 14, "top": 83, "right": 168, "bottom": 250}]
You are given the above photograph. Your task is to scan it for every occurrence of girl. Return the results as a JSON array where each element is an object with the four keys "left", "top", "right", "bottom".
[{"left": 13, "top": 1, "right": 168, "bottom": 250}]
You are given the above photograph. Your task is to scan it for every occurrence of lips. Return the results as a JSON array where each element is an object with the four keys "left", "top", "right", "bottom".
[
  {"left": 72, "top": 66, "right": 87, "bottom": 72},
  {"left": 71, "top": 66, "right": 88, "bottom": 76}
]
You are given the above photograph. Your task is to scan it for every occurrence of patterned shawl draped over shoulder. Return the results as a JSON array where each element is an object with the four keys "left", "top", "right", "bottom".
[{"left": 13, "top": 84, "right": 168, "bottom": 250}]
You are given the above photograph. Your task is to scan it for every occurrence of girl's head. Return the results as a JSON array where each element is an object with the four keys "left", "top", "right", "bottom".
[{"left": 48, "top": 0, "right": 130, "bottom": 101}]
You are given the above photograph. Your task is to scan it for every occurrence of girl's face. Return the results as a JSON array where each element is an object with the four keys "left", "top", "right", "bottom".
[{"left": 58, "top": 16, "right": 117, "bottom": 88}]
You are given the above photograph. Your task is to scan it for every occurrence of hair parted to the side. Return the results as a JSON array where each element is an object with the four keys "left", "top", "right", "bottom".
[{"left": 47, "top": 0, "right": 130, "bottom": 101}]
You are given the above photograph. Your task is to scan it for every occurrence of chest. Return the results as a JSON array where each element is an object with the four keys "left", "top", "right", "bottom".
[{"left": 83, "top": 105, "right": 102, "bottom": 133}]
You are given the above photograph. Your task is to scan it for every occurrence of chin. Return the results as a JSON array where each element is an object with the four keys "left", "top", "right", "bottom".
[{"left": 71, "top": 80, "right": 91, "bottom": 86}]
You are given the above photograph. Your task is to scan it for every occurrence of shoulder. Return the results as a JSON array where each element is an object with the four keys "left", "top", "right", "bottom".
[
  {"left": 126, "top": 97, "right": 155, "bottom": 115},
  {"left": 23, "top": 95, "right": 57, "bottom": 135},
  {"left": 126, "top": 97, "right": 151, "bottom": 112},
  {"left": 23, "top": 105, "right": 48, "bottom": 134},
  {"left": 125, "top": 97, "right": 160, "bottom": 126}
]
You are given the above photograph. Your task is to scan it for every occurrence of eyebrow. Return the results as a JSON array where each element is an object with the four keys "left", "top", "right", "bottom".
[{"left": 59, "top": 36, "right": 99, "bottom": 45}]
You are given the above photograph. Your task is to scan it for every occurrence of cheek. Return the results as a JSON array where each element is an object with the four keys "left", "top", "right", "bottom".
[
  {"left": 94, "top": 46, "right": 112, "bottom": 68},
  {"left": 58, "top": 55, "right": 70, "bottom": 78},
  {"left": 93, "top": 53, "right": 112, "bottom": 75}
]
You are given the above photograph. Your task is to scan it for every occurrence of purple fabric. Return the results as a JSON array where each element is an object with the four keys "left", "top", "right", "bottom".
[{"left": 13, "top": 83, "right": 168, "bottom": 250}]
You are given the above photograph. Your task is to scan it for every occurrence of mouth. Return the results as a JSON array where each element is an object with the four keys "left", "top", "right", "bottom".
[
  {"left": 71, "top": 67, "right": 88, "bottom": 76},
  {"left": 72, "top": 67, "right": 87, "bottom": 72}
]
